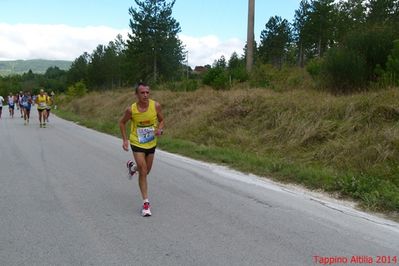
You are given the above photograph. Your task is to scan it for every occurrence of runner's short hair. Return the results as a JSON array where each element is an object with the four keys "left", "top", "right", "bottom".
[{"left": 135, "top": 82, "right": 148, "bottom": 93}]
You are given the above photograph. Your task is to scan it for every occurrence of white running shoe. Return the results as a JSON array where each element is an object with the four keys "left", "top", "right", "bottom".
[
  {"left": 126, "top": 160, "right": 137, "bottom": 180},
  {"left": 141, "top": 202, "right": 152, "bottom": 217}
]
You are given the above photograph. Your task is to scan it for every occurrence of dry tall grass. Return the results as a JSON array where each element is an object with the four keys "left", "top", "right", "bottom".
[
  {"left": 157, "top": 87, "right": 399, "bottom": 176},
  {"left": 57, "top": 86, "right": 399, "bottom": 212}
]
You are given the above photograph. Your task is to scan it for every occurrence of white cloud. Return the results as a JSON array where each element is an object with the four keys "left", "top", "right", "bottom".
[
  {"left": 0, "top": 23, "right": 128, "bottom": 61},
  {"left": 0, "top": 23, "right": 245, "bottom": 68},
  {"left": 180, "top": 34, "right": 245, "bottom": 67}
]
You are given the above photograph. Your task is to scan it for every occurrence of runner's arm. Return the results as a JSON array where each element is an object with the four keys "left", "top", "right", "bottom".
[
  {"left": 155, "top": 101, "right": 164, "bottom": 136},
  {"left": 119, "top": 107, "right": 132, "bottom": 151}
]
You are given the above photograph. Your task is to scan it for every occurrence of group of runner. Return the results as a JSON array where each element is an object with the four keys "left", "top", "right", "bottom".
[{"left": 0, "top": 89, "right": 54, "bottom": 127}]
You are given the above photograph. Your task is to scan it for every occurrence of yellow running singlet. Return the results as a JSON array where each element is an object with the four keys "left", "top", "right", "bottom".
[
  {"left": 129, "top": 99, "right": 158, "bottom": 149},
  {"left": 37, "top": 95, "right": 47, "bottom": 110}
]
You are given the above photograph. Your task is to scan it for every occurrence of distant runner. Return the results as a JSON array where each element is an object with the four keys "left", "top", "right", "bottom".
[
  {"left": 18, "top": 91, "right": 24, "bottom": 118},
  {"left": 119, "top": 82, "right": 164, "bottom": 217},
  {"left": 21, "top": 92, "right": 33, "bottom": 125},
  {"left": 0, "top": 95, "right": 4, "bottom": 119},
  {"left": 45, "top": 92, "right": 52, "bottom": 123},
  {"left": 35, "top": 89, "right": 48, "bottom": 127},
  {"left": 8, "top": 93, "right": 15, "bottom": 118}
]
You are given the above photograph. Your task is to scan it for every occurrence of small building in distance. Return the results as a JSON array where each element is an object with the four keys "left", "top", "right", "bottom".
[{"left": 193, "top": 66, "right": 208, "bottom": 75}]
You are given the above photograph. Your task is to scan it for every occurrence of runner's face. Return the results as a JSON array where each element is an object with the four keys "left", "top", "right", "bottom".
[{"left": 136, "top": 86, "right": 150, "bottom": 103}]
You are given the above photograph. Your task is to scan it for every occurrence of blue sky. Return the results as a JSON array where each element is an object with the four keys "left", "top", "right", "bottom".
[{"left": 0, "top": 0, "right": 301, "bottom": 67}]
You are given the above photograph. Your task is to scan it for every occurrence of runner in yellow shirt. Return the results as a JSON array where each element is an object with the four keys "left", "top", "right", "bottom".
[
  {"left": 45, "top": 92, "right": 53, "bottom": 123},
  {"left": 35, "top": 89, "right": 48, "bottom": 128},
  {"left": 119, "top": 82, "right": 164, "bottom": 217}
]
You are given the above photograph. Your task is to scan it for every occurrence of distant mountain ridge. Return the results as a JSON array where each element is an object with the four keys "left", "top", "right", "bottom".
[{"left": 0, "top": 59, "right": 72, "bottom": 76}]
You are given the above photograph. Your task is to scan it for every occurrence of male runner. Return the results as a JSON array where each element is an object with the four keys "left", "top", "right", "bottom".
[
  {"left": 18, "top": 91, "right": 24, "bottom": 118},
  {"left": 35, "top": 89, "right": 48, "bottom": 127},
  {"left": 0, "top": 95, "right": 4, "bottom": 119},
  {"left": 119, "top": 82, "right": 164, "bottom": 217},
  {"left": 45, "top": 92, "right": 53, "bottom": 122},
  {"left": 8, "top": 93, "right": 15, "bottom": 118},
  {"left": 21, "top": 92, "right": 32, "bottom": 125}
]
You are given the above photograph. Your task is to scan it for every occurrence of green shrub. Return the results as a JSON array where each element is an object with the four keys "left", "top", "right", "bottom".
[
  {"left": 67, "top": 81, "right": 87, "bottom": 97},
  {"left": 321, "top": 47, "right": 367, "bottom": 92},
  {"left": 249, "top": 64, "right": 274, "bottom": 88},
  {"left": 229, "top": 66, "right": 248, "bottom": 83},
  {"left": 249, "top": 64, "right": 311, "bottom": 91},
  {"left": 306, "top": 57, "right": 324, "bottom": 80},
  {"left": 202, "top": 67, "right": 229, "bottom": 90},
  {"left": 382, "top": 39, "right": 399, "bottom": 86},
  {"left": 345, "top": 27, "right": 395, "bottom": 81}
]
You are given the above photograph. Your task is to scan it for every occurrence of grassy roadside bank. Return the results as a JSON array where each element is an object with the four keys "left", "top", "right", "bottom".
[{"left": 54, "top": 86, "right": 399, "bottom": 217}]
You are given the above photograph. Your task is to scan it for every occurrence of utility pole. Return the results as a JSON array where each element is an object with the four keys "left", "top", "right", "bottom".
[{"left": 246, "top": 0, "right": 255, "bottom": 72}]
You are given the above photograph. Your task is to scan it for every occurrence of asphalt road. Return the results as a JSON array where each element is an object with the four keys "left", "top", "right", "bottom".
[{"left": 1, "top": 106, "right": 398, "bottom": 266}]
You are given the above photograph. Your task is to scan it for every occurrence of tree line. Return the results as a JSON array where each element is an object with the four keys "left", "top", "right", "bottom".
[
  {"left": 1, "top": 0, "right": 398, "bottom": 96},
  {"left": 211, "top": 0, "right": 399, "bottom": 92}
]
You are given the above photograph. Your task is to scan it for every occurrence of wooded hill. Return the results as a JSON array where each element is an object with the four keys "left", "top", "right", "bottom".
[{"left": 0, "top": 59, "right": 71, "bottom": 76}]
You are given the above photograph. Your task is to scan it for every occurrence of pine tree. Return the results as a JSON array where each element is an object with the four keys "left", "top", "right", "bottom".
[
  {"left": 126, "top": 0, "right": 184, "bottom": 83},
  {"left": 293, "top": 0, "right": 311, "bottom": 67},
  {"left": 258, "top": 16, "right": 291, "bottom": 68}
]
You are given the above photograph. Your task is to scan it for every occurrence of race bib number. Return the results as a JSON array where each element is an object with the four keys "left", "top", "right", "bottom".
[
  {"left": 137, "top": 127, "right": 155, "bottom": 144},
  {"left": 39, "top": 102, "right": 46, "bottom": 107}
]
